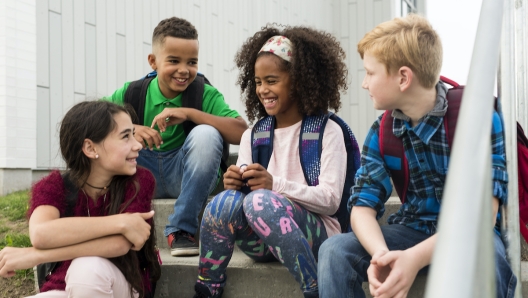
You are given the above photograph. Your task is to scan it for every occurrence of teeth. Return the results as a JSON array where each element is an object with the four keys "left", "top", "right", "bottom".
[
  {"left": 176, "top": 78, "right": 187, "bottom": 82},
  {"left": 263, "top": 98, "right": 276, "bottom": 103}
]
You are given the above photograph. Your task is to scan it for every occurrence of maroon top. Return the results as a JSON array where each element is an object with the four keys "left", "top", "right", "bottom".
[{"left": 28, "top": 167, "right": 155, "bottom": 292}]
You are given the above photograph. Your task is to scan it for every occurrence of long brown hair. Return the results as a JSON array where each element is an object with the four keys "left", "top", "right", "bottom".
[{"left": 59, "top": 100, "right": 161, "bottom": 297}]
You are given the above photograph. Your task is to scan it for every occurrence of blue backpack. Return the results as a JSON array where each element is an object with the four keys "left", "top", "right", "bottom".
[{"left": 249, "top": 112, "right": 361, "bottom": 232}]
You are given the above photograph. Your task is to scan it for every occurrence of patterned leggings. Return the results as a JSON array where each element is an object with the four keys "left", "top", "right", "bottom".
[{"left": 197, "top": 189, "right": 328, "bottom": 293}]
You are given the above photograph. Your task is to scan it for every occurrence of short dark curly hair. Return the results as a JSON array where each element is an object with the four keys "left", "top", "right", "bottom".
[
  {"left": 235, "top": 25, "right": 348, "bottom": 124},
  {"left": 152, "top": 17, "right": 198, "bottom": 50}
]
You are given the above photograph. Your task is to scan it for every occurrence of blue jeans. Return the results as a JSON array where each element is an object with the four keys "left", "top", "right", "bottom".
[
  {"left": 137, "top": 125, "right": 223, "bottom": 236},
  {"left": 317, "top": 224, "right": 516, "bottom": 298}
]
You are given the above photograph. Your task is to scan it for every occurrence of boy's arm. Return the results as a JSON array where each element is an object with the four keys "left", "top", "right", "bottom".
[{"left": 152, "top": 108, "right": 247, "bottom": 145}]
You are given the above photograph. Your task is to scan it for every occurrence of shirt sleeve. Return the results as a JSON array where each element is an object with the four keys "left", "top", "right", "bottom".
[
  {"left": 271, "top": 121, "right": 347, "bottom": 216},
  {"left": 28, "top": 171, "right": 66, "bottom": 218},
  {"left": 491, "top": 111, "right": 508, "bottom": 203},
  {"left": 202, "top": 85, "right": 240, "bottom": 119},
  {"left": 349, "top": 116, "right": 393, "bottom": 219},
  {"left": 103, "top": 82, "right": 131, "bottom": 105}
]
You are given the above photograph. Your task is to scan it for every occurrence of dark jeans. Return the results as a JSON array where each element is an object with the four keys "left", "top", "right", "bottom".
[{"left": 318, "top": 224, "right": 516, "bottom": 298}]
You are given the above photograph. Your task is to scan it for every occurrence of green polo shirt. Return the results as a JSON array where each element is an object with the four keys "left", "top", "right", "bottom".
[{"left": 105, "top": 77, "right": 240, "bottom": 151}]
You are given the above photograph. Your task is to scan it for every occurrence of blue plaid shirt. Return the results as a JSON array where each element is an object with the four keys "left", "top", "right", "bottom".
[{"left": 350, "top": 82, "right": 508, "bottom": 235}]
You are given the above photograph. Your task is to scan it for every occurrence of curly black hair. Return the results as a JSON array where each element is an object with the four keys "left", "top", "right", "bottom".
[
  {"left": 152, "top": 17, "right": 198, "bottom": 47},
  {"left": 235, "top": 25, "right": 348, "bottom": 124}
]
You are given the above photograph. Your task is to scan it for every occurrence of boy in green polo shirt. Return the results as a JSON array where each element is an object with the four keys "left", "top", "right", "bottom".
[{"left": 105, "top": 17, "right": 248, "bottom": 257}]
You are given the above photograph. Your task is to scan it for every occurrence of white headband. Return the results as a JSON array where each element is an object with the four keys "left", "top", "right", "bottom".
[{"left": 258, "top": 35, "right": 293, "bottom": 62}]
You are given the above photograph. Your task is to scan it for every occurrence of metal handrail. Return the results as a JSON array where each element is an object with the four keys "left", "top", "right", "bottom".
[
  {"left": 500, "top": 0, "right": 522, "bottom": 297},
  {"left": 425, "top": 0, "right": 504, "bottom": 297}
]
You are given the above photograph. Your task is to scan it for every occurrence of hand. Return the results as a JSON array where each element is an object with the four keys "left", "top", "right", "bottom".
[
  {"left": 241, "top": 163, "right": 273, "bottom": 190},
  {"left": 134, "top": 125, "right": 163, "bottom": 150},
  {"left": 223, "top": 165, "right": 245, "bottom": 190},
  {"left": 0, "top": 247, "right": 39, "bottom": 278},
  {"left": 151, "top": 108, "right": 188, "bottom": 132},
  {"left": 368, "top": 250, "right": 421, "bottom": 298},
  {"left": 120, "top": 211, "right": 155, "bottom": 251}
]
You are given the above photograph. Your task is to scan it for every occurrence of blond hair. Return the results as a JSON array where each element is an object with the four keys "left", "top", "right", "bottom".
[{"left": 358, "top": 14, "right": 442, "bottom": 89}]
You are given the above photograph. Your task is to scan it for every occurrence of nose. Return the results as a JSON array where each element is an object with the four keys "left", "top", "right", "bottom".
[
  {"left": 132, "top": 138, "right": 142, "bottom": 151},
  {"left": 361, "top": 76, "right": 368, "bottom": 90}
]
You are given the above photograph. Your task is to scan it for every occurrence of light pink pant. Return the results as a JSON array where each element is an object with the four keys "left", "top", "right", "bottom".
[{"left": 27, "top": 256, "right": 138, "bottom": 298}]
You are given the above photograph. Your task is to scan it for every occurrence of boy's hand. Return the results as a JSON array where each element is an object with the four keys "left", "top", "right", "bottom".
[
  {"left": 223, "top": 165, "right": 245, "bottom": 190},
  {"left": 368, "top": 250, "right": 420, "bottom": 298},
  {"left": 134, "top": 125, "right": 163, "bottom": 150},
  {"left": 0, "top": 247, "right": 39, "bottom": 278},
  {"left": 151, "top": 108, "right": 188, "bottom": 132},
  {"left": 242, "top": 163, "right": 273, "bottom": 190},
  {"left": 120, "top": 211, "right": 154, "bottom": 251}
]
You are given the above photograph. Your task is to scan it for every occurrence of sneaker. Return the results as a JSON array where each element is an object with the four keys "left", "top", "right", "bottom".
[
  {"left": 167, "top": 231, "right": 199, "bottom": 256},
  {"left": 193, "top": 282, "right": 223, "bottom": 298}
]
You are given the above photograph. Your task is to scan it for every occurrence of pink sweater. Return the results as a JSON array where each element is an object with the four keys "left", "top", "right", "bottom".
[
  {"left": 28, "top": 167, "right": 155, "bottom": 293},
  {"left": 237, "top": 120, "right": 347, "bottom": 236}
]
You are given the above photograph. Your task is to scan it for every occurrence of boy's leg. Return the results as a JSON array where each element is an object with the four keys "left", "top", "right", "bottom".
[
  {"left": 318, "top": 224, "right": 430, "bottom": 298},
  {"left": 163, "top": 125, "right": 223, "bottom": 255},
  {"left": 136, "top": 148, "right": 168, "bottom": 199},
  {"left": 494, "top": 233, "right": 517, "bottom": 298},
  {"left": 196, "top": 190, "right": 267, "bottom": 297},
  {"left": 242, "top": 190, "right": 328, "bottom": 297}
]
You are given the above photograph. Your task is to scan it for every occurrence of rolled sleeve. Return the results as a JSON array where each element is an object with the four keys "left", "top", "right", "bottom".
[{"left": 491, "top": 111, "right": 508, "bottom": 203}]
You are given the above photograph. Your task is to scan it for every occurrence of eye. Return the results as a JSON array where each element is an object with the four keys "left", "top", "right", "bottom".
[
  {"left": 255, "top": 80, "right": 262, "bottom": 86},
  {"left": 169, "top": 59, "right": 179, "bottom": 64},
  {"left": 189, "top": 61, "right": 198, "bottom": 65},
  {"left": 267, "top": 80, "right": 277, "bottom": 85}
]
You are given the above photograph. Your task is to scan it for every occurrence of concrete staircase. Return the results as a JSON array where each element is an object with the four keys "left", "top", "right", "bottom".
[{"left": 152, "top": 154, "right": 528, "bottom": 297}]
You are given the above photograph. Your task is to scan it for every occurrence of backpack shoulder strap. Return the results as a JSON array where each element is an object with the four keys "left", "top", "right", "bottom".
[
  {"left": 181, "top": 73, "right": 207, "bottom": 135},
  {"left": 440, "top": 76, "right": 463, "bottom": 148},
  {"left": 379, "top": 111, "right": 409, "bottom": 203},
  {"left": 124, "top": 72, "right": 156, "bottom": 125},
  {"left": 299, "top": 114, "right": 329, "bottom": 186},
  {"left": 251, "top": 116, "right": 275, "bottom": 169}
]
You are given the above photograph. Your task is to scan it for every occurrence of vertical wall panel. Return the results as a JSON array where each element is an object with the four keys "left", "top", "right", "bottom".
[
  {"left": 36, "top": 86, "right": 50, "bottom": 167},
  {"left": 85, "top": 0, "right": 95, "bottom": 25},
  {"left": 73, "top": 1, "right": 86, "bottom": 95},
  {"left": 36, "top": 0, "right": 49, "bottom": 88},
  {"left": 85, "top": 24, "right": 96, "bottom": 97},
  {"left": 116, "top": 34, "right": 126, "bottom": 89},
  {"left": 96, "top": 0, "right": 107, "bottom": 96},
  {"left": 62, "top": 0, "right": 74, "bottom": 113},
  {"left": 116, "top": 0, "right": 125, "bottom": 35},
  {"left": 49, "top": 12, "right": 62, "bottom": 166},
  {"left": 106, "top": 0, "right": 117, "bottom": 93},
  {"left": 125, "top": 0, "right": 135, "bottom": 81}
]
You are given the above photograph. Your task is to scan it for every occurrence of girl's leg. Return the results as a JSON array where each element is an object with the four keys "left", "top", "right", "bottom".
[
  {"left": 197, "top": 190, "right": 262, "bottom": 296},
  {"left": 64, "top": 256, "right": 138, "bottom": 298},
  {"left": 26, "top": 291, "right": 67, "bottom": 298},
  {"left": 242, "top": 190, "right": 328, "bottom": 296}
]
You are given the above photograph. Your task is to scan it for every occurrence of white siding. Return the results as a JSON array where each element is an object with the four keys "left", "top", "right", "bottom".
[
  {"left": 30, "top": 0, "right": 400, "bottom": 169},
  {"left": 0, "top": 0, "right": 37, "bottom": 169}
]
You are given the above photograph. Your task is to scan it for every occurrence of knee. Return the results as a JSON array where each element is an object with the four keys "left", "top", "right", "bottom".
[
  {"left": 65, "top": 256, "right": 113, "bottom": 285},
  {"left": 205, "top": 190, "right": 245, "bottom": 221},
  {"left": 242, "top": 189, "right": 278, "bottom": 217},
  {"left": 187, "top": 125, "right": 222, "bottom": 147},
  {"left": 319, "top": 234, "right": 360, "bottom": 264}
]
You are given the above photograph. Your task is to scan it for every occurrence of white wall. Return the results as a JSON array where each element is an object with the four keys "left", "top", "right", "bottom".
[{"left": 0, "top": 0, "right": 37, "bottom": 169}]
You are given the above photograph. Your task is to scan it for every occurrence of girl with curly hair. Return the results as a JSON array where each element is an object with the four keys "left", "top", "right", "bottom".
[
  {"left": 193, "top": 25, "right": 349, "bottom": 298},
  {"left": 0, "top": 101, "right": 161, "bottom": 298}
]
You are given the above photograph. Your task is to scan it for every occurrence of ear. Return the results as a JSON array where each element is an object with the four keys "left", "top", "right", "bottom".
[
  {"left": 82, "top": 139, "right": 98, "bottom": 160},
  {"left": 398, "top": 66, "right": 413, "bottom": 92},
  {"left": 148, "top": 53, "right": 157, "bottom": 71}
]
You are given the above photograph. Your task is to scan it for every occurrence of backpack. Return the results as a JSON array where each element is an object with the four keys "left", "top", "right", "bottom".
[
  {"left": 35, "top": 174, "right": 159, "bottom": 298},
  {"left": 379, "top": 76, "right": 528, "bottom": 243},
  {"left": 249, "top": 113, "right": 361, "bottom": 232},
  {"left": 123, "top": 71, "right": 230, "bottom": 173}
]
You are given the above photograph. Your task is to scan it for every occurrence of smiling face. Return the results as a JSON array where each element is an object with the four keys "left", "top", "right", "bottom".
[
  {"left": 361, "top": 52, "right": 401, "bottom": 110},
  {"left": 254, "top": 54, "right": 302, "bottom": 128},
  {"left": 92, "top": 112, "right": 142, "bottom": 177},
  {"left": 148, "top": 36, "right": 199, "bottom": 99}
]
